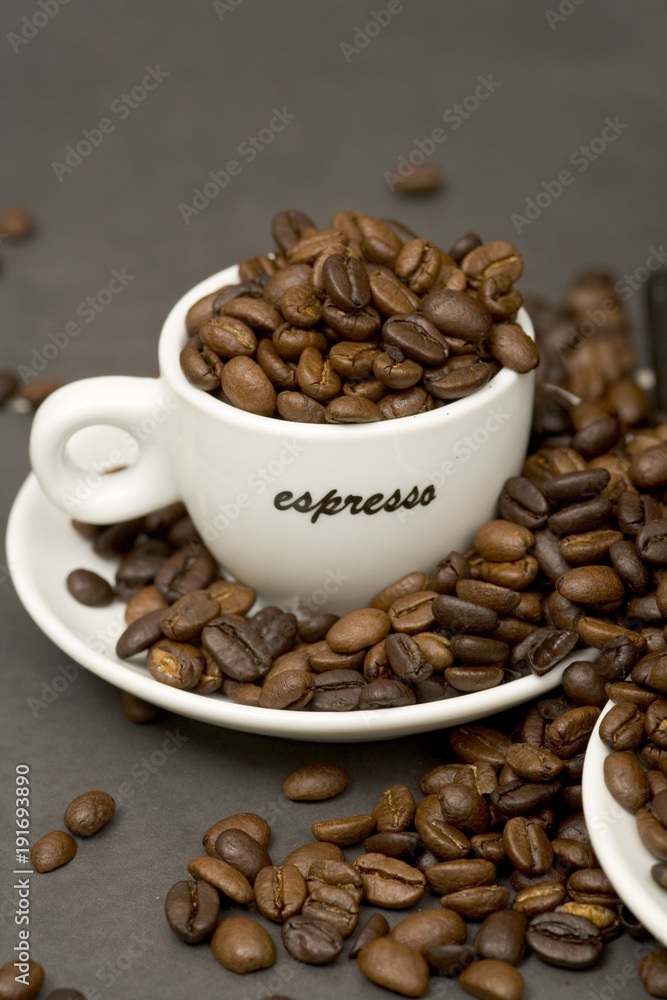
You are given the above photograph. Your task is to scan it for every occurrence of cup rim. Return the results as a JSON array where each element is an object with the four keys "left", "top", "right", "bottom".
[{"left": 159, "top": 263, "right": 535, "bottom": 439}]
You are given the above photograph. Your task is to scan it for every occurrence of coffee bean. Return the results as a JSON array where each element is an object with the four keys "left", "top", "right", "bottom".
[
  {"left": 439, "top": 885, "right": 511, "bottom": 919},
  {"left": 202, "top": 615, "right": 271, "bottom": 682},
  {"left": 424, "top": 859, "right": 496, "bottom": 895},
  {"left": 282, "top": 914, "right": 344, "bottom": 965},
  {"left": 388, "top": 592, "right": 438, "bottom": 634},
  {"left": 306, "top": 860, "right": 364, "bottom": 903},
  {"left": 282, "top": 842, "right": 345, "bottom": 877},
  {"left": 562, "top": 661, "right": 608, "bottom": 707},
  {"left": 527, "top": 911, "right": 603, "bottom": 969},
  {"left": 211, "top": 915, "right": 276, "bottom": 973},
  {"left": 155, "top": 544, "right": 218, "bottom": 603},
  {"left": 0, "top": 960, "right": 44, "bottom": 999},
  {"left": 423, "top": 355, "right": 495, "bottom": 400},
  {"left": 640, "top": 948, "right": 667, "bottom": 997},
  {"left": 324, "top": 395, "right": 383, "bottom": 422},
  {"left": 358, "top": 678, "right": 417, "bottom": 709},
  {"left": 438, "top": 783, "right": 490, "bottom": 835},
  {"left": 433, "top": 595, "right": 499, "bottom": 636},
  {"left": 259, "top": 670, "right": 316, "bottom": 710},
  {"left": 372, "top": 784, "right": 416, "bottom": 832},
  {"left": 272, "top": 210, "right": 316, "bottom": 250},
  {"left": 566, "top": 868, "right": 617, "bottom": 907},
  {"left": 311, "top": 815, "right": 374, "bottom": 847},
  {"left": 422, "top": 288, "right": 492, "bottom": 343},
  {"left": 415, "top": 795, "right": 471, "bottom": 860},
  {"left": 599, "top": 703, "right": 645, "bottom": 751},
  {"left": 556, "top": 565, "right": 624, "bottom": 605},
  {"left": 357, "top": 938, "right": 430, "bottom": 997},
  {"left": 448, "top": 725, "right": 511, "bottom": 768},
  {"left": 302, "top": 885, "right": 360, "bottom": 937},
  {"left": 282, "top": 763, "right": 348, "bottom": 801},
  {"left": 64, "top": 791, "right": 115, "bottom": 837},
  {"left": 504, "top": 744, "right": 564, "bottom": 783},
  {"left": 326, "top": 609, "right": 391, "bottom": 653},
  {"left": 116, "top": 608, "right": 164, "bottom": 659},
  {"left": 204, "top": 579, "right": 256, "bottom": 616},
  {"left": 420, "top": 763, "right": 498, "bottom": 797},
  {"left": 542, "top": 467, "right": 611, "bottom": 503},
  {"left": 550, "top": 838, "right": 596, "bottom": 871},
  {"left": 203, "top": 812, "right": 271, "bottom": 854},
  {"left": 186, "top": 855, "right": 253, "bottom": 903},
  {"left": 475, "top": 521, "right": 535, "bottom": 563},
  {"left": 120, "top": 692, "right": 163, "bottom": 724},
  {"left": 503, "top": 817, "right": 553, "bottom": 874},
  {"left": 165, "top": 879, "right": 219, "bottom": 943},
  {"left": 491, "top": 779, "right": 561, "bottom": 818},
  {"left": 147, "top": 638, "right": 205, "bottom": 690},
  {"left": 213, "top": 828, "right": 272, "bottom": 883},
  {"left": 354, "top": 853, "right": 426, "bottom": 907},
  {"left": 31, "top": 830, "right": 77, "bottom": 873},
  {"left": 348, "top": 913, "right": 390, "bottom": 959},
  {"left": 254, "top": 864, "right": 307, "bottom": 922},
  {"left": 390, "top": 908, "right": 467, "bottom": 952},
  {"left": 459, "top": 958, "right": 524, "bottom": 1000},
  {"left": 364, "top": 831, "right": 422, "bottom": 858},
  {"left": 544, "top": 706, "right": 601, "bottom": 757},
  {"left": 311, "top": 670, "right": 365, "bottom": 711},
  {"left": 66, "top": 568, "right": 114, "bottom": 607},
  {"left": 512, "top": 880, "right": 567, "bottom": 917},
  {"left": 473, "top": 910, "right": 527, "bottom": 965}
]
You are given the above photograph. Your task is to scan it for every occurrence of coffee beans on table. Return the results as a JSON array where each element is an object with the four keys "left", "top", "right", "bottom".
[
  {"left": 30, "top": 830, "right": 77, "bottom": 873},
  {"left": 64, "top": 790, "right": 115, "bottom": 836},
  {"left": 0, "top": 960, "right": 44, "bottom": 999}
]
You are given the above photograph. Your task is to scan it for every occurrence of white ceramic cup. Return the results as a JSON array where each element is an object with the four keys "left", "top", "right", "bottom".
[{"left": 30, "top": 264, "right": 536, "bottom": 615}]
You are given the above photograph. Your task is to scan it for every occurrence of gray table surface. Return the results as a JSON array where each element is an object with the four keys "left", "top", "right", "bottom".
[{"left": 2, "top": 1, "right": 666, "bottom": 996}]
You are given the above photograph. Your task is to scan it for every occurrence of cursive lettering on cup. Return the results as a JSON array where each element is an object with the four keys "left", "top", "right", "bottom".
[{"left": 274, "top": 485, "right": 437, "bottom": 524}]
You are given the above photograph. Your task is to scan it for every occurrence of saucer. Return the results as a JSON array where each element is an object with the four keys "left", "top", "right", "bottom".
[
  {"left": 7, "top": 473, "right": 582, "bottom": 742},
  {"left": 583, "top": 702, "right": 667, "bottom": 945}
]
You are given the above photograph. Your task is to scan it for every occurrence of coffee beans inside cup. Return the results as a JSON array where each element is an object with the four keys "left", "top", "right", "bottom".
[{"left": 178, "top": 210, "right": 538, "bottom": 423}]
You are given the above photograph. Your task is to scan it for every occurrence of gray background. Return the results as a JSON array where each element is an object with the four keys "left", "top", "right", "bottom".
[{"left": 1, "top": 0, "right": 666, "bottom": 995}]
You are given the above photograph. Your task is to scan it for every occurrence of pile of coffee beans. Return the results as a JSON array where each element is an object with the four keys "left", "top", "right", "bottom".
[
  {"left": 161, "top": 755, "right": 667, "bottom": 997},
  {"left": 180, "top": 210, "right": 538, "bottom": 422},
  {"left": 30, "top": 790, "right": 115, "bottom": 874}
]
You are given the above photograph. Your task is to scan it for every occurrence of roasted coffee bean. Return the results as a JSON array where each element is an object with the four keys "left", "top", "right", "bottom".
[
  {"left": 159, "top": 590, "right": 220, "bottom": 642},
  {"left": 348, "top": 913, "right": 390, "bottom": 959},
  {"left": 326, "top": 609, "right": 390, "bottom": 653},
  {"left": 556, "top": 565, "right": 624, "bottom": 605},
  {"left": 155, "top": 544, "right": 218, "bottom": 603},
  {"left": 124, "top": 584, "right": 169, "bottom": 625},
  {"left": 364, "top": 831, "right": 422, "bottom": 858},
  {"left": 92, "top": 517, "right": 145, "bottom": 556},
  {"left": 449, "top": 724, "right": 511, "bottom": 768},
  {"left": 324, "top": 395, "right": 383, "bottom": 422},
  {"left": 186, "top": 855, "right": 254, "bottom": 903},
  {"left": 562, "top": 660, "right": 608, "bottom": 707},
  {"left": 121, "top": 691, "right": 163, "bottom": 724},
  {"left": 438, "top": 784, "right": 490, "bottom": 835},
  {"left": 383, "top": 633, "right": 430, "bottom": 682},
  {"left": 0, "top": 960, "right": 44, "bottom": 999},
  {"left": 221, "top": 356, "right": 277, "bottom": 415},
  {"left": 415, "top": 797, "right": 471, "bottom": 860},
  {"left": 322, "top": 253, "right": 371, "bottom": 310},
  {"left": 354, "top": 853, "right": 426, "bottom": 907},
  {"left": 425, "top": 859, "right": 496, "bottom": 895},
  {"left": 116, "top": 608, "right": 164, "bottom": 659},
  {"left": 512, "top": 628, "right": 579, "bottom": 677},
  {"left": 544, "top": 705, "right": 601, "bottom": 757},
  {"left": 486, "top": 321, "right": 539, "bottom": 374},
  {"left": 272, "top": 210, "right": 316, "bottom": 250},
  {"left": 388, "top": 591, "right": 438, "bottom": 634},
  {"left": 223, "top": 679, "right": 261, "bottom": 705},
  {"left": 282, "top": 763, "right": 348, "bottom": 801},
  {"left": 459, "top": 959, "right": 525, "bottom": 1000},
  {"left": 637, "top": 519, "right": 667, "bottom": 564},
  {"left": 203, "top": 812, "right": 270, "bottom": 854},
  {"left": 475, "top": 521, "right": 535, "bottom": 563},
  {"left": 421, "top": 288, "right": 492, "bottom": 343},
  {"left": 422, "top": 942, "right": 477, "bottom": 977},
  {"left": 213, "top": 828, "right": 272, "bottom": 883},
  {"left": 180, "top": 338, "right": 223, "bottom": 390},
  {"left": 310, "top": 670, "right": 365, "bottom": 711},
  {"left": 548, "top": 497, "right": 613, "bottom": 537},
  {"left": 504, "top": 744, "right": 564, "bottom": 783},
  {"left": 390, "top": 908, "right": 467, "bottom": 952},
  {"left": 301, "top": 884, "right": 359, "bottom": 938},
  {"left": 311, "top": 814, "right": 374, "bottom": 847},
  {"left": 638, "top": 807, "right": 667, "bottom": 861},
  {"left": 64, "top": 791, "right": 115, "bottom": 836},
  {"left": 598, "top": 703, "right": 645, "bottom": 751},
  {"left": 66, "top": 568, "right": 114, "bottom": 607},
  {"left": 210, "top": 915, "right": 276, "bottom": 973},
  {"left": 646, "top": 699, "right": 667, "bottom": 748},
  {"left": 551, "top": 838, "right": 596, "bottom": 871},
  {"left": 503, "top": 817, "right": 553, "bottom": 874},
  {"left": 440, "top": 885, "right": 510, "bottom": 920},
  {"left": 222, "top": 296, "right": 283, "bottom": 335},
  {"left": 491, "top": 780, "right": 561, "bottom": 818},
  {"left": 282, "top": 914, "right": 344, "bottom": 965},
  {"left": 201, "top": 615, "right": 271, "bottom": 682},
  {"left": 420, "top": 762, "right": 498, "bottom": 797},
  {"left": 372, "top": 784, "right": 416, "bottom": 832},
  {"left": 512, "top": 880, "right": 567, "bottom": 917},
  {"left": 31, "top": 830, "right": 77, "bottom": 873},
  {"left": 423, "top": 355, "right": 495, "bottom": 400},
  {"left": 306, "top": 860, "right": 364, "bottom": 903},
  {"left": 359, "top": 677, "right": 417, "bottom": 709},
  {"left": 115, "top": 539, "right": 172, "bottom": 600},
  {"left": 432, "top": 595, "right": 499, "bottom": 635},
  {"left": 382, "top": 313, "right": 449, "bottom": 366},
  {"left": 640, "top": 948, "right": 667, "bottom": 997},
  {"left": 283, "top": 842, "right": 345, "bottom": 877},
  {"left": 473, "top": 910, "right": 527, "bottom": 966},
  {"left": 165, "top": 879, "right": 220, "bottom": 943},
  {"left": 567, "top": 868, "right": 617, "bottom": 907},
  {"left": 358, "top": 938, "right": 430, "bottom": 996},
  {"left": 254, "top": 864, "right": 307, "bottom": 922},
  {"left": 526, "top": 911, "right": 603, "bottom": 969},
  {"left": 147, "top": 638, "right": 204, "bottom": 690},
  {"left": 250, "top": 606, "right": 298, "bottom": 658},
  {"left": 280, "top": 284, "right": 323, "bottom": 327}
]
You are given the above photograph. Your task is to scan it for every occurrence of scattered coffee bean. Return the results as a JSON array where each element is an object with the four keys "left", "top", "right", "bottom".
[
  {"left": 64, "top": 790, "right": 115, "bottom": 836},
  {"left": 31, "top": 830, "right": 77, "bottom": 873}
]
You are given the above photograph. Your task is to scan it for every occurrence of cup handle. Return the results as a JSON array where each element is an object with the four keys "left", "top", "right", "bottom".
[{"left": 29, "top": 375, "right": 180, "bottom": 523}]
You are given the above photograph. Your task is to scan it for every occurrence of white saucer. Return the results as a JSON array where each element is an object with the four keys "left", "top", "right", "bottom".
[
  {"left": 7, "top": 473, "right": 581, "bottom": 742},
  {"left": 583, "top": 701, "right": 667, "bottom": 944}
]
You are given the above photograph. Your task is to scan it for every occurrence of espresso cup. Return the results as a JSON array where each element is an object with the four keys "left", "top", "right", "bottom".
[{"left": 30, "top": 263, "right": 536, "bottom": 614}]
